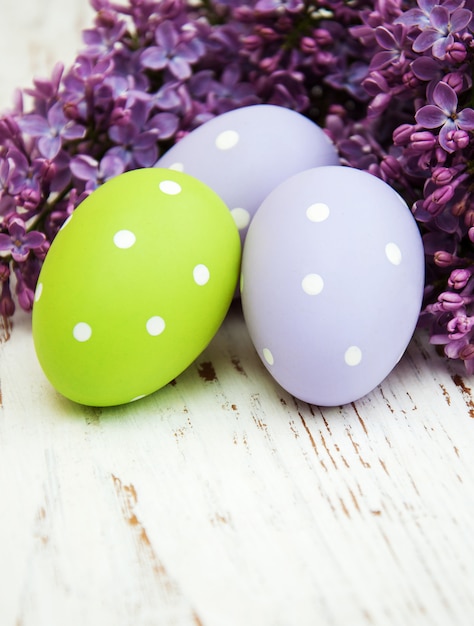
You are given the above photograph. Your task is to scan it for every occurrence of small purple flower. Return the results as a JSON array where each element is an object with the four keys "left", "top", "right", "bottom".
[
  {"left": 255, "top": 0, "right": 304, "bottom": 14},
  {"left": 411, "top": 4, "right": 472, "bottom": 59},
  {"left": 415, "top": 82, "right": 474, "bottom": 153},
  {"left": 18, "top": 101, "right": 86, "bottom": 159},
  {"left": 70, "top": 153, "right": 125, "bottom": 191},
  {"left": 140, "top": 20, "right": 204, "bottom": 80},
  {"left": 370, "top": 24, "right": 410, "bottom": 71},
  {"left": 0, "top": 217, "right": 46, "bottom": 262}
]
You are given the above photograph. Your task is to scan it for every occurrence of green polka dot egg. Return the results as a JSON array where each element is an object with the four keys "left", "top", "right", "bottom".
[{"left": 32, "top": 168, "right": 241, "bottom": 406}]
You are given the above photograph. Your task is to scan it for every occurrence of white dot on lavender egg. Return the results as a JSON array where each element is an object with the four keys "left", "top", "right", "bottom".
[
  {"left": 306, "top": 202, "right": 330, "bottom": 222},
  {"left": 215, "top": 130, "right": 239, "bottom": 150},
  {"left": 263, "top": 348, "right": 274, "bottom": 366},
  {"left": 169, "top": 162, "right": 184, "bottom": 172},
  {"left": 344, "top": 346, "right": 362, "bottom": 366},
  {"left": 302, "top": 274, "right": 324, "bottom": 295},
  {"left": 385, "top": 242, "right": 402, "bottom": 265}
]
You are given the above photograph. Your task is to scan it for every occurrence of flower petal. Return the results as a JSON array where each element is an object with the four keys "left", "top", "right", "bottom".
[
  {"left": 415, "top": 104, "right": 447, "bottom": 128},
  {"left": 433, "top": 81, "right": 457, "bottom": 114},
  {"left": 23, "top": 230, "right": 46, "bottom": 248},
  {"left": 99, "top": 153, "right": 125, "bottom": 180},
  {"left": 169, "top": 57, "right": 191, "bottom": 80},
  {"left": 38, "top": 135, "right": 61, "bottom": 160},
  {"left": 70, "top": 154, "right": 99, "bottom": 182},
  {"left": 156, "top": 20, "right": 177, "bottom": 51},
  {"left": 411, "top": 56, "right": 440, "bottom": 80},
  {"left": 430, "top": 5, "right": 449, "bottom": 31},
  {"left": 140, "top": 47, "right": 167, "bottom": 71},
  {"left": 0, "top": 234, "right": 13, "bottom": 252},
  {"left": 457, "top": 108, "right": 474, "bottom": 131},
  {"left": 413, "top": 29, "right": 440, "bottom": 53},
  {"left": 432, "top": 34, "right": 452, "bottom": 59},
  {"left": 450, "top": 8, "right": 473, "bottom": 31},
  {"left": 18, "top": 114, "right": 49, "bottom": 136},
  {"left": 374, "top": 26, "right": 397, "bottom": 50}
]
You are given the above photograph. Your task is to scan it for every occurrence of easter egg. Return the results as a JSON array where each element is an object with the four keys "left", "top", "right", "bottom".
[
  {"left": 241, "top": 165, "right": 425, "bottom": 407},
  {"left": 156, "top": 104, "right": 340, "bottom": 244},
  {"left": 32, "top": 168, "right": 241, "bottom": 406}
]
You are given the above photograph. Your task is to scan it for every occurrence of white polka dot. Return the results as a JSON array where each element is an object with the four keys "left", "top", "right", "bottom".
[
  {"left": 113, "top": 230, "right": 136, "bottom": 249},
  {"left": 345, "top": 346, "right": 362, "bottom": 366},
  {"left": 231, "top": 207, "right": 251, "bottom": 230},
  {"left": 263, "top": 348, "right": 274, "bottom": 366},
  {"left": 159, "top": 180, "right": 182, "bottom": 195},
  {"left": 385, "top": 242, "right": 402, "bottom": 265},
  {"left": 302, "top": 274, "right": 324, "bottom": 295},
  {"left": 146, "top": 316, "right": 166, "bottom": 336},
  {"left": 193, "top": 264, "right": 210, "bottom": 286},
  {"left": 168, "top": 162, "right": 184, "bottom": 172},
  {"left": 215, "top": 130, "right": 239, "bottom": 150},
  {"left": 34, "top": 282, "right": 43, "bottom": 302},
  {"left": 306, "top": 203, "right": 330, "bottom": 222},
  {"left": 129, "top": 394, "right": 146, "bottom": 403},
  {"left": 73, "top": 322, "right": 92, "bottom": 342}
]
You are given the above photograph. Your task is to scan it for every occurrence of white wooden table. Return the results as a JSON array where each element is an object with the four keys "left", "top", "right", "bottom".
[{"left": 1, "top": 3, "right": 474, "bottom": 625}]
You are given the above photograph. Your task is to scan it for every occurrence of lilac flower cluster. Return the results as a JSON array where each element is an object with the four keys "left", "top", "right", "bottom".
[{"left": 0, "top": 0, "right": 473, "bottom": 372}]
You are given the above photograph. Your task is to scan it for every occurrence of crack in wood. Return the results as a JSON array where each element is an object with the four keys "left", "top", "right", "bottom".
[
  {"left": 0, "top": 315, "right": 12, "bottom": 343},
  {"left": 451, "top": 374, "right": 474, "bottom": 418},
  {"left": 197, "top": 361, "right": 218, "bottom": 383},
  {"left": 111, "top": 474, "right": 207, "bottom": 624},
  {"left": 439, "top": 383, "right": 451, "bottom": 406},
  {"left": 111, "top": 474, "right": 176, "bottom": 591}
]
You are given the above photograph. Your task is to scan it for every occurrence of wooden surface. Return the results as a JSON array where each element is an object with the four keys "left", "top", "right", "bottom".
[{"left": 1, "top": 2, "right": 474, "bottom": 625}]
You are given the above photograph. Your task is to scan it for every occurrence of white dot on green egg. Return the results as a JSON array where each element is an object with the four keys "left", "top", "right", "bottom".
[
  {"left": 302, "top": 273, "right": 324, "bottom": 295},
  {"left": 113, "top": 229, "right": 136, "bottom": 249},
  {"left": 215, "top": 130, "right": 239, "bottom": 150},
  {"left": 193, "top": 264, "right": 210, "bottom": 286},
  {"left": 159, "top": 180, "right": 182, "bottom": 195},
  {"left": 306, "top": 202, "right": 330, "bottom": 222},
  {"left": 344, "top": 345, "right": 362, "bottom": 366},
  {"left": 34, "top": 282, "right": 43, "bottom": 302},
  {"left": 129, "top": 394, "right": 146, "bottom": 403},
  {"left": 385, "top": 242, "right": 402, "bottom": 265},
  {"left": 146, "top": 316, "right": 166, "bottom": 336},
  {"left": 169, "top": 162, "right": 184, "bottom": 172},
  {"left": 231, "top": 207, "right": 250, "bottom": 230},
  {"left": 73, "top": 322, "right": 92, "bottom": 342},
  {"left": 263, "top": 348, "right": 274, "bottom": 366}
]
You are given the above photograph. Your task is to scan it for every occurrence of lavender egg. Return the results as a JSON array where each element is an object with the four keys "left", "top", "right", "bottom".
[
  {"left": 156, "top": 104, "right": 339, "bottom": 244},
  {"left": 241, "top": 166, "right": 425, "bottom": 407}
]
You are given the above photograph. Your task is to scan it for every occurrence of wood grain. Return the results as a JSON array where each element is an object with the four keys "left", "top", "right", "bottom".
[{"left": 1, "top": 3, "right": 474, "bottom": 626}]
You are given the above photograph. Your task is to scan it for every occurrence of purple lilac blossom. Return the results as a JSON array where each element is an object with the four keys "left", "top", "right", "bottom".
[
  {"left": 416, "top": 81, "right": 474, "bottom": 152},
  {"left": 0, "top": 0, "right": 473, "bottom": 375}
]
